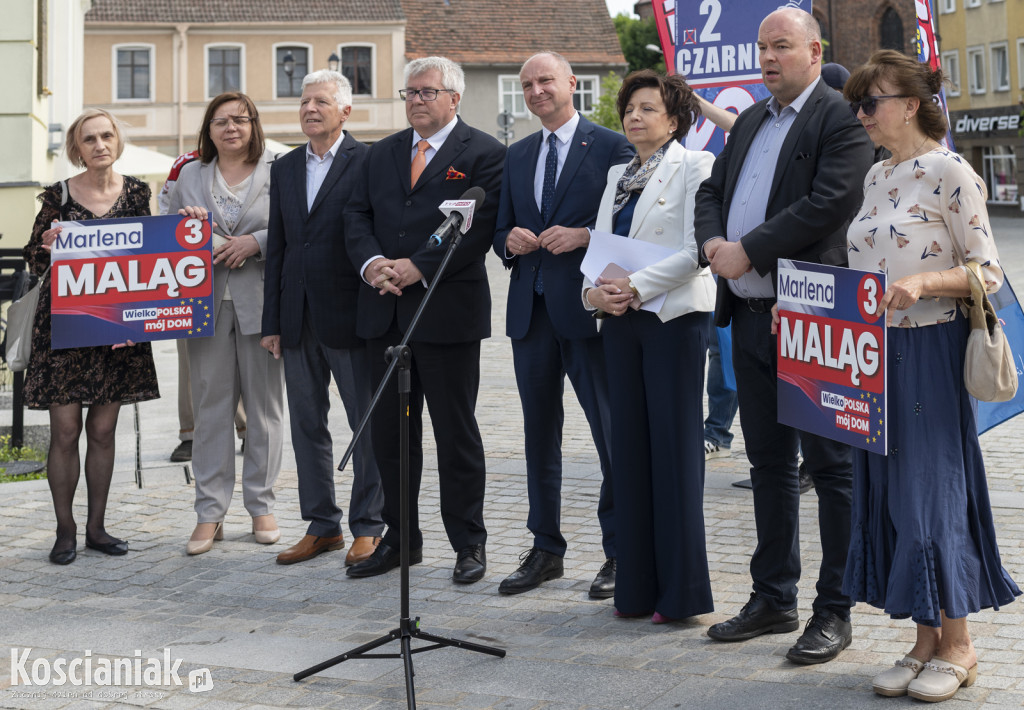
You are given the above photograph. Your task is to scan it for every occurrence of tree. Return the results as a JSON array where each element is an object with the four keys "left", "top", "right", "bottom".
[
  {"left": 591, "top": 72, "right": 624, "bottom": 133},
  {"left": 613, "top": 14, "right": 666, "bottom": 74}
]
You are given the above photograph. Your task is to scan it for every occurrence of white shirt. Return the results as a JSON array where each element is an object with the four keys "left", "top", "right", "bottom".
[
  {"left": 305, "top": 131, "right": 346, "bottom": 212},
  {"left": 409, "top": 114, "right": 460, "bottom": 168},
  {"left": 359, "top": 116, "right": 460, "bottom": 283},
  {"left": 533, "top": 111, "right": 581, "bottom": 211}
]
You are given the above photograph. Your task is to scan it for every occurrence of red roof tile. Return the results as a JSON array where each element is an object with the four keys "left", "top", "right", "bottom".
[{"left": 402, "top": 0, "right": 625, "bottom": 67}]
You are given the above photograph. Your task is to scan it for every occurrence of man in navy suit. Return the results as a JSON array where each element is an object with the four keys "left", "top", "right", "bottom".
[
  {"left": 695, "top": 8, "right": 873, "bottom": 663},
  {"left": 493, "top": 52, "right": 633, "bottom": 597},
  {"left": 344, "top": 56, "right": 505, "bottom": 583},
  {"left": 262, "top": 70, "right": 384, "bottom": 566}
]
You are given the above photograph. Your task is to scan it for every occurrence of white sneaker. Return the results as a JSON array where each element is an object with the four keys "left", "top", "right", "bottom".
[{"left": 704, "top": 439, "right": 729, "bottom": 460}]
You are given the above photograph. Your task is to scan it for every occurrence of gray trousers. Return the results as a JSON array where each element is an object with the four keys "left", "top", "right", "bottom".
[
  {"left": 188, "top": 300, "right": 285, "bottom": 522},
  {"left": 177, "top": 338, "right": 247, "bottom": 441},
  {"left": 283, "top": 315, "right": 384, "bottom": 539}
]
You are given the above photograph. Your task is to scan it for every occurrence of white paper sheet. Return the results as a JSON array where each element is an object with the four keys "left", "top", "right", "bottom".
[{"left": 580, "top": 230, "right": 677, "bottom": 314}]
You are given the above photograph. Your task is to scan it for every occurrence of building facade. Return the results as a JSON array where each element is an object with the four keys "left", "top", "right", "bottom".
[
  {"left": 0, "top": 0, "right": 91, "bottom": 245},
  {"left": 82, "top": 0, "right": 407, "bottom": 157},
  {"left": 937, "top": 0, "right": 1023, "bottom": 216}
]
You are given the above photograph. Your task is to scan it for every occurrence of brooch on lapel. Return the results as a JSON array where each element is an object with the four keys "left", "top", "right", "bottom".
[{"left": 445, "top": 166, "right": 466, "bottom": 180}]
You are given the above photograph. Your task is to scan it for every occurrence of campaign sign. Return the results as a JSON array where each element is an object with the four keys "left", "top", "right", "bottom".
[
  {"left": 675, "top": 0, "right": 803, "bottom": 88},
  {"left": 677, "top": 0, "right": 784, "bottom": 155},
  {"left": 776, "top": 259, "right": 887, "bottom": 455},
  {"left": 50, "top": 214, "right": 214, "bottom": 348}
]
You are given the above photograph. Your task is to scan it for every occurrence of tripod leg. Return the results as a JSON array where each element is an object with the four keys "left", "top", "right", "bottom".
[
  {"left": 413, "top": 629, "right": 506, "bottom": 658},
  {"left": 293, "top": 628, "right": 401, "bottom": 681},
  {"left": 402, "top": 634, "right": 416, "bottom": 710}
]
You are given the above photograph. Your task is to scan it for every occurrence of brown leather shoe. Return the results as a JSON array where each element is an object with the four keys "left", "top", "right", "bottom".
[
  {"left": 345, "top": 536, "right": 382, "bottom": 566},
  {"left": 276, "top": 534, "right": 345, "bottom": 565}
]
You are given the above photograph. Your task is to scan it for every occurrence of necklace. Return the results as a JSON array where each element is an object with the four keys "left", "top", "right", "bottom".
[{"left": 887, "top": 136, "right": 934, "bottom": 166}]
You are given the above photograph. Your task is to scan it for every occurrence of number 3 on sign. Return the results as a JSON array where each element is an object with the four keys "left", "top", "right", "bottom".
[
  {"left": 175, "top": 216, "right": 211, "bottom": 250},
  {"left": 857, "top": 274, "right": 883, "bottom": 323}
]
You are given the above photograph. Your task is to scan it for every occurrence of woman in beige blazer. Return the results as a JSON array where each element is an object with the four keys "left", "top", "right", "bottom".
[
  {"left": 168, "top": 92, "right": 284, "bottom": 554},
  {"left": 583, "top": 71, "right": 716, "bottom": 622}
]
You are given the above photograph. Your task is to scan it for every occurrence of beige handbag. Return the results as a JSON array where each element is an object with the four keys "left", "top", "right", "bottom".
[{"left": 962, "top": 261, "right": 1018, "bottom": 402}]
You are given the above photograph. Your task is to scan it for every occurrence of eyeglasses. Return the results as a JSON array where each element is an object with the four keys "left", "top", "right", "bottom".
[
  {"left": 848, "top": 95, "right": 909, "bottom": 117},
  {"left": 210, "top": 116, "right": 254, "bottom": 129},
  {"left": 399, "top": 88, "right": 454, "bottom": 102}
]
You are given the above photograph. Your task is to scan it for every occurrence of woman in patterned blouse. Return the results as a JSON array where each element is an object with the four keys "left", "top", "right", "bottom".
[
  {"left": 167, "top": 93, "right": 283, "bottom": 555},
  {"left": 842, "top": 50, "right": 1020, "bottom": 702}
]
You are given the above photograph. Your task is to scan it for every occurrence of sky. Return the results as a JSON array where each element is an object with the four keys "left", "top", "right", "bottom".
[{"left": 605, "top": 0, "right": 638, "bottom": 18}]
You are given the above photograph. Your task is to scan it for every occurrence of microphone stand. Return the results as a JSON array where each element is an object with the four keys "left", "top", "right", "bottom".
[{"left": 293, "top": 226, "right": 505, "bottom": 708}]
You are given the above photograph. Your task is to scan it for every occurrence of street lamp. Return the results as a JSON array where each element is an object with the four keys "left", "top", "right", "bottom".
[
  {"left": 328, "top": 52, "right": 340, "bottom": 72},
  {"left": 282, "top": 51, "right": 295, "bottom": 95},
  {"left": 645, "top": 44, "right": 663, "bottom": 55}
]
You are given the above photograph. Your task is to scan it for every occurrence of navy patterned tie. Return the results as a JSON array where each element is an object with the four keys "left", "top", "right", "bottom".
[{"left": 536, "top": 132, "right": 558, "bottom": 295}]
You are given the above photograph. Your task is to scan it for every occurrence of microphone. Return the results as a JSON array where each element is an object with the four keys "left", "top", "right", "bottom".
[{"left": 427, "top": 187, "right": 486, "bottom": 248}]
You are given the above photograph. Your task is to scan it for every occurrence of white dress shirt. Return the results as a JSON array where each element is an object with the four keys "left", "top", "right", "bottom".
[{"left": 305, "top": 131, "right": 347, "bottom": 211}]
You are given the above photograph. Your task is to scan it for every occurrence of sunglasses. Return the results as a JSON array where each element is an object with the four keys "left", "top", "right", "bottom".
[{"left": 848, "top": 95, "right": 909, "bottom": 117}]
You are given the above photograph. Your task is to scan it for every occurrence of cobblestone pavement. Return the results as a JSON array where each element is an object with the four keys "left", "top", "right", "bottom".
[{"left": 0, "top": 218, "right": 1022, "bottom": 709}]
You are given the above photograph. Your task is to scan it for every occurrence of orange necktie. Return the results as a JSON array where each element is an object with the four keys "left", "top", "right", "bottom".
[{"left": 411, "top": 139, "right": 430, "bottom": 187}]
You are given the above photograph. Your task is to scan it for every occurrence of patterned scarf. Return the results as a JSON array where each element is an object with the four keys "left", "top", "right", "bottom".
[{"left": 612, "top": 142, "right": 669, "bottom": 216}]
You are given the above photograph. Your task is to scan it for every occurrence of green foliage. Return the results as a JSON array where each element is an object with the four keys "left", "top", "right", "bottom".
[
  {"left": 591, "top": 73, "right": 625, "bottom": 133},
  {"left": 613, "top": 14, "right": 666, "bottom": 74},
  {"left": 0, "top": 435, "right": 47, "bottom": 482}
]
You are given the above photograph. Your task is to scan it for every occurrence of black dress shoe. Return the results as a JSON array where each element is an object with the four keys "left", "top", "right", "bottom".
[
  {"left": 452, "top": 543, "right": 486, "bottom": 584},
  {"left": 49, "top": 538, "right": 77, "bottom": 565},
  {"left": 498, "top": 548, "right": 564, "bottom": 595},
  {"left": 170, "top": 440, "right": 192, "bottom": 462},
  {"left": 785, "top": 609, "right": 852, "bottom": 664},
  {"left": 707, "top": 592, "right": 799, "bottom": 641},
  {"left": 346, "top": 541, "right": 422, "bottom": 578},
  {"left": 85, "top": 535, "right": 128, "bottom": 556},
  {"left": 589, "top": 558, "right": 615, "bottom": 599}
]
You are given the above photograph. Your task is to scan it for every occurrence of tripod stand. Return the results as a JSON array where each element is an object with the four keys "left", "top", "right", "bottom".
[{"left": 293, "top": 226, "right": 505, "bottom": 708}]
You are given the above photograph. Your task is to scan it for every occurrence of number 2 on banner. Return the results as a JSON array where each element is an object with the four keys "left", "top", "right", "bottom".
[
  {"left": 699, "top": 0, "right": 722, "bottom": 42},
  {"left": 175, "top": 217, "right": 211, "bottom": 250},
  {"left": 857, "top": 274, "right": 883, "bottom": 323}
]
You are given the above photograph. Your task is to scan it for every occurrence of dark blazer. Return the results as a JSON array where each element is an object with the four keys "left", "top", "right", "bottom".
[
  {"left": 344, "top": 118, "right": 505, "bottom": 344},
  {"left": 694, "top": 78, "right": 874, "bottom": 327},
  {"left": 262, "top": 132, "right": 368, "bottom": 349},
  {"left": 493, "top": 114, "right": 634, "bottom": 341}
]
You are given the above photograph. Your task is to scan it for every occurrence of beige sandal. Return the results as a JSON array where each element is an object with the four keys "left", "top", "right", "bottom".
[
  {"left": 907, "top": 657, "right": 977, "bottom": 703},
  {"left": 872, "top": 654, "right": 925, "bottom": 697}
]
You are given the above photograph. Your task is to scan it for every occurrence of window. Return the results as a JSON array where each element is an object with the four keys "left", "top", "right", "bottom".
[
  {"left": 982, "top": 146, "right": 1017, "bottom": 205},
  {"left": 965, "top": 0, "right": 981, "bottom": 7},
  {"left": 880, "top": 8, "right": 904, "bottom": 53},
  {"left": 939, "top": 0, "right": 955, "bottom": 13},
  {"left": 207, "top": 45, "right": 243, "bottom": 98},
  {"left": 967, "top": 46, "right": 985, "bottom": 94},
  {"left": 499, "top": 76, "right": 526, "bottom": 117},
  {"left": 114, "top": 45, "right": 153, "bottom": 101},
  {"left": 573, "top": 76, "right": 599, "bottom": 114},
  {"left": 991, "top": 43, "right": 1010, "bottom": 91},
  {"left": 340, "top": 45, "right": 373, "bottom": 96},
  {"left": 942, "top": 50, "right": 961, "bottom": 96},
  {"left": 1019, "top": 39, "right": 1024, "bottom": 89},
  {"left": 275, "top": 45, "right": 309, "bottom": 98}
]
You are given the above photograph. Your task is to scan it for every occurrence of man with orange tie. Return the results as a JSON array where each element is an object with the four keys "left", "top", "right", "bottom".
[{"left": 344, "top": 56, "right": 505, "bottom": 583}]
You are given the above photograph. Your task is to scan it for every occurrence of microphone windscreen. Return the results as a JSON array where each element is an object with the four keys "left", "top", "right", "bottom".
[{"left": 460, "top": 186, "right": 486, "bottom": 210}]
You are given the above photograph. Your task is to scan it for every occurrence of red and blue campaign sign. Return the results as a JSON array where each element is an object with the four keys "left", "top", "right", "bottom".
[
  {"left": 50, "top": 214, "right": 215, "bottom": 348},
  {"left": 776, "top": 259, "right": 887, "bottom": 455},
  {"left": 676, "top": 0, "right": 788, "bottom": 154}
]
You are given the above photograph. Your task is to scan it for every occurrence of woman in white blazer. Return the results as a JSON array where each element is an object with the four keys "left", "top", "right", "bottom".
[
  {"left": 583, "top": 71, "right": 716, "bottom": 622},
  {"left": 168, "top": 93, "right": 284, "bottom": 554}
]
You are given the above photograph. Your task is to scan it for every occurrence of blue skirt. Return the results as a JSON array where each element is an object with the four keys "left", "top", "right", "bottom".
[{"left": 843, "top": 316, "right": 1020, "bottom": 626}]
